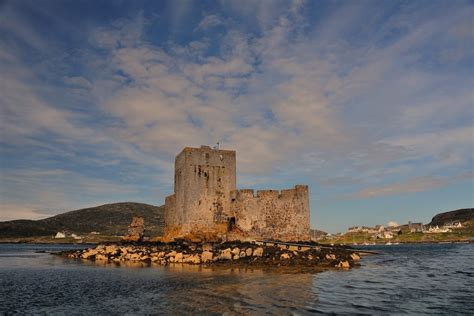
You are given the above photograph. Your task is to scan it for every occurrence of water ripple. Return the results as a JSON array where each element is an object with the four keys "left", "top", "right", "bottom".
[{"left": 0, "top": 243, "right": 473, "bottom": 314}]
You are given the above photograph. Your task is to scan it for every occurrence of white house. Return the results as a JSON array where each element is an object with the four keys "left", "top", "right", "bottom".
[{"left": 54, "top": 232, "right": 66, "bottom": 238}]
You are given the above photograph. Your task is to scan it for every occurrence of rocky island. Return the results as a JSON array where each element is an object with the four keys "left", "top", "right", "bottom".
[
  {"left": 52, "top": 145, "right": 368, "bottom": 270},
  {"left": 62, "top": 240, "right": 363, "bottom": 270}
]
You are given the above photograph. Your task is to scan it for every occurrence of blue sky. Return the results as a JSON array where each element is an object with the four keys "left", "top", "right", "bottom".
[{"left": 0, "top": 0, "right": 473, "bottom": 232}]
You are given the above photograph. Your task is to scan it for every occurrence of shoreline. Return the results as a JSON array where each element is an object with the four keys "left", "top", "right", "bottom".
[
  {"left": 1, "top": 239, "right": 472, "bottom": 245},
  {"left": 58, "top": 240, "right": 364, "bottom": 270}
]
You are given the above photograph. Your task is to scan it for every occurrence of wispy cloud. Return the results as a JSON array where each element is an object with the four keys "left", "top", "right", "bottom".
[
  {"left": 0, "top": 168, "right": 139, "bottom": 220},
  {"left": 346, "top": 172, "right": 473, "bottom": 199},
  {"left": 195, "top": 14, "right": 223, "bottom": 31}
]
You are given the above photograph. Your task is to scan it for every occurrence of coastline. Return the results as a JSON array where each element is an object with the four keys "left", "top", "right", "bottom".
[
  {"left": 57, "top": 240, "right": 363, "bottom": 270},
  {"left": 1, "top": 238, "right": 472, "bottom": 245}
]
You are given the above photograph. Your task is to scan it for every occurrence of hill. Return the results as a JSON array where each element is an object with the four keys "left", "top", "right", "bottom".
[
  {"left": 310, "top": 229, "right": 328, "bottom": 240},
  {"left": 428, "top": 208, "right": 474, "bottom": 227},
  {"left": 0, "top": 202, "right": 164, "bottom": 239}
]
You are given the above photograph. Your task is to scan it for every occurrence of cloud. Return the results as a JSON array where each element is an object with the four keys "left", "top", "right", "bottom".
[
  {"left": 0, "top": 203, "right": 51, "bottom": 221},
  {"left": 320, "top": 177, "right": 361, "bottom": 188},
  {"left": 195, "top": 15, "right": 223, "bottom": 31},
  {"left": 346, "top": 172, "right": 473, "bottom": 199},
  {"left": 63, "top": 76, "right": 92, "bottom": 89},
  {"left": 380, "top": 126, "right": 474, "bottom": 172},
  {"left": 0, "top": 168, "right": 139, "bottom": 221},
  {"left": 0, "top": 1, "right": 472, "bottom": 226}
]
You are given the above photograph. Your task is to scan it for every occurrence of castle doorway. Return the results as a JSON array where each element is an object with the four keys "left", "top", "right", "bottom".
[{"left": 227, "top": 217, "right": 236, "bottom": 231}]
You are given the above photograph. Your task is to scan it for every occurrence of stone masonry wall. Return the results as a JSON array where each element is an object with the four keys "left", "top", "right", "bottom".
[
  {"left": 230, "top": 185, "right": 310, "bottom": 241},
  {"left": 164, "top": 146, "right": 236, "bottom": 236}
]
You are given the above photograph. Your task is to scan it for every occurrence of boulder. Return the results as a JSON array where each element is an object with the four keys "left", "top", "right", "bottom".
[
  {"left": 166, "top": 251, "right": 177, "bottom": 258},
  {"left": 95, "top": 254, "right": 108, "bottom": 261},
  {"left": 253, "top": 247, "right": 264, "bottom": 257},
  {"left": 81, "top": 249, "right": 97, "bottom": 259},
  {"left": 350, "top": 253, "right": 360, "bottom": 261},
  {"left": 337, "top": 260, "right": 350, "bottom": 269},
  {"left": 231, "top": 248, "right": 240, "bottom": 255},
  {"left": 219, "top": 248, "right": 232, "bottom": 260},
  {"left": 189, "top": 255, "right": 201, "bottom": 264},
  {"left": 201, "top": 251, "right": 213, "bottom": 263},
  {"left": 104, "top": 245, "right": 117, "bottom": 255},
  {"left": 245, "top": 248, "right": 253, "bottom": 256},
  {"left": 130, "top": 253, "right": 141, "bottom": 261},
  {"left": 325, "top": 254, "right": 336, "bottom": 260},
  {"left": 175, "top": 252, "right": 183, "bottom": 262},
  {"left": 280, "top": 253, "right": 290, "bottom": 260}
]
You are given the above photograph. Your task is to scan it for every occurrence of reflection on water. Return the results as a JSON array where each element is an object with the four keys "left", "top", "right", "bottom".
[{"left": 0, "top": 243, "right": 473, "bottom": 314}]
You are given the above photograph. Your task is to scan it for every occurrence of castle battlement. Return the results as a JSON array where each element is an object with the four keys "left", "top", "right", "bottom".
[
  {"left": 164, "top": 146, "right": 310, "bottom": 241},
  {"left": 180, "top": 145, "right": 236, "bottom": 155},
  {"left": 231, "top": 185, "right": 309, "bottom": 200}
]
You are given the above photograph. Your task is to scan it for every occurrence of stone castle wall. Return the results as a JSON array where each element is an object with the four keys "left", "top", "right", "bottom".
[
  {"left": 229, "top": 185, "right": 310, "bottom": 241},
  {"left": 164, "top": 146, "right": 236, "bottom": 235},
  {"left": 164, "top": 146, "right": 310, "bottom": 241}
]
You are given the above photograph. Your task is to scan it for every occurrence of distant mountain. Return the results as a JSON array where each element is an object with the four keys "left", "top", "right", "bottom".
[
  {"left": 428, "top": 208, "right": 473, "bottom": 227},
  {"left": 0, "top": 202, "right": 164, "bottom": 238}
]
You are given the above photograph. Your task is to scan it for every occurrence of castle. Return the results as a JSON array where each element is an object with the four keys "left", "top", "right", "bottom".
[{"left": 164, "top": 146, "right": 310, "bottom": 241}]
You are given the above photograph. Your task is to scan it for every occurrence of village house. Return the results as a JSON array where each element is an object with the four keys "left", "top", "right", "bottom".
[
  {"left": 443, "top": 222, "right": 463, "bottom": 229},
  {"left": 408, "top": 222, "right": 424, "bottom": 233},
  {"left": 426, "top": 225, "right": 451, "bottom": 233}
]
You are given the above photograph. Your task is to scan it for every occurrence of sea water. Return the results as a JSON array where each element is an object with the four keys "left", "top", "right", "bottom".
[{"left": 0, "top": 243, "right": 472, "bottom": 314}]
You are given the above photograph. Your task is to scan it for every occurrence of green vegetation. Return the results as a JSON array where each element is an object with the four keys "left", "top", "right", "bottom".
[
  {"left": 321, "top": 220, "right": 474, "bottom": 244},
  {"left": 0, "top": 202, "right": 164, "bottom": 242}
]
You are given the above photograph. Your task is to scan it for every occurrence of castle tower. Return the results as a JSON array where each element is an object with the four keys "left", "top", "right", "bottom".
[{"left": 164, "top": 146, "right": 236, "bottom": 236}]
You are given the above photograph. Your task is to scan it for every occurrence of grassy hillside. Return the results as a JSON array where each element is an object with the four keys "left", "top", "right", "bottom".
[
  {"left": 428, "top": 208, "right": 473, "bottom": 226},
  {"left": 0, "top": 202, "right": 164, "bottom": 239}
]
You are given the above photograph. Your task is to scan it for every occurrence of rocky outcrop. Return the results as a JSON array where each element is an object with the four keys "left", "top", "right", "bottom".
[
  {"left": 122, "top": 217, "right": 145, "bottom": 242},
  {"left": 64, "top": 241, "right": 362, "bottom": 270}
]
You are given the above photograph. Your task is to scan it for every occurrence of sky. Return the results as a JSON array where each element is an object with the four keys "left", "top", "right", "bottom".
[{"left": 0, "top": 0, "right": 473, "bottom": 232}]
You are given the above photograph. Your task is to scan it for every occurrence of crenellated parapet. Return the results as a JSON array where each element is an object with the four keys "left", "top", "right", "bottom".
[
  {"left": 231, "top": 186, "right": 308, "bottom": 200},
  {"left": 229, "top": 185, "right": 310, "bottom": 241}
]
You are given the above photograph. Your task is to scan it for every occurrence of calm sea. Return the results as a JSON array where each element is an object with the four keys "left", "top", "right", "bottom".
[{"left": 0, "top": 243, "right": 472, "bottom": 315}]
